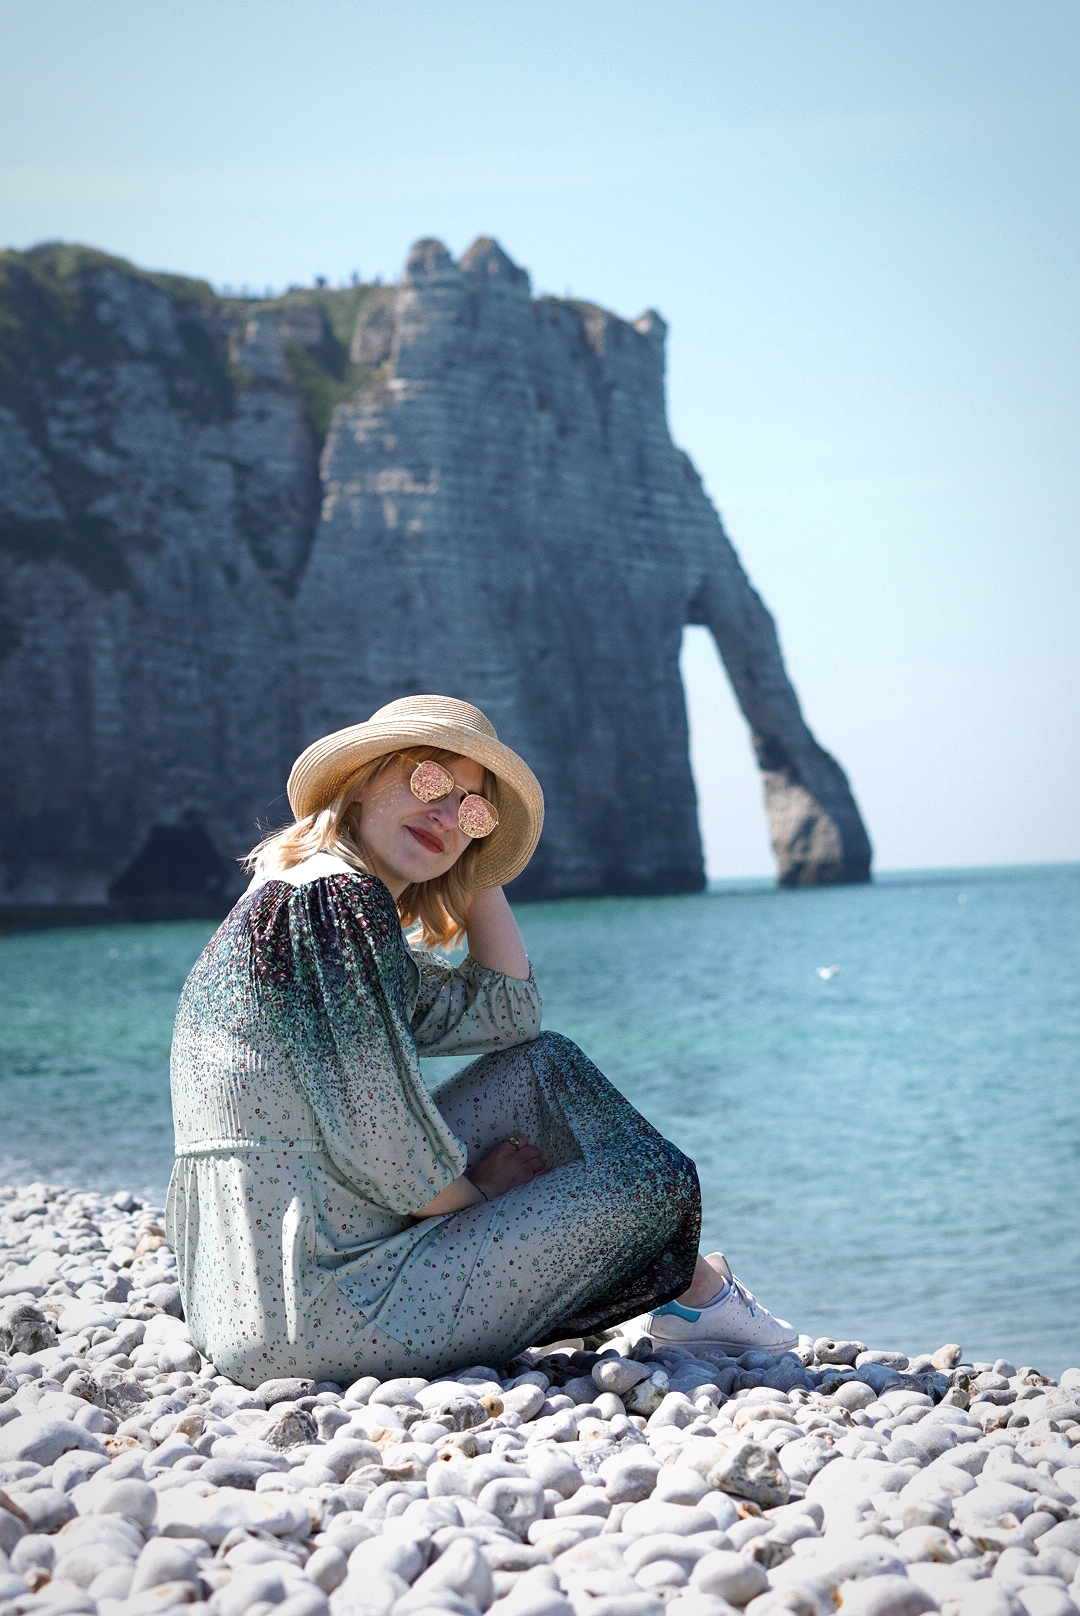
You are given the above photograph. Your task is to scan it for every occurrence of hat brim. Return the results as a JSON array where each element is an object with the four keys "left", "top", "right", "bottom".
[{"left": 287, "top": 714, "right": 544, "bottom": 889}]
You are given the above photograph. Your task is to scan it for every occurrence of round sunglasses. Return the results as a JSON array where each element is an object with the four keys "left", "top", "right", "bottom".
[{"left": 409, "top": 761, "right": 500, "bottom": 838}]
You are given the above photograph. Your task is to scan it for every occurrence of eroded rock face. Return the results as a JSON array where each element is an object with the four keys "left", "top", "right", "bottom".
[
  {"left": 0, "top": 247, "right": 319, "bottom": 911},
  {"left": 0, "top": 238, "right": 870, "bottom": 910},
  {"left": 302, "top": 236, "right": 870, "bottom": 895}
]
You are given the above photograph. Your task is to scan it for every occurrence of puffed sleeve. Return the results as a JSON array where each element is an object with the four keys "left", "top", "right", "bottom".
[
  {"left": 254, "top": 874, "right": 467, "bottom": 1215},
  {"left": 410, "top": 948, "right": 543, "bottom": 1055}
]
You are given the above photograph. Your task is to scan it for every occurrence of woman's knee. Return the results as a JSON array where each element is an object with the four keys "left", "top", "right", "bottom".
[
  {"left": 527, "top": 1029, "right": 591, "bottom": 1069},
  {"left": 532, "top": 1029, "right": 567, "bottom": 1051},
  {"left": 658, "top": 1138, "right": 702, "bottom": 1226}
]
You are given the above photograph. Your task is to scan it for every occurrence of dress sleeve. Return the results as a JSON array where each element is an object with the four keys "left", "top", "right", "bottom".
[
  {"left": 410, "top": 949, "right": 543, "bottom": 1055},
  {"left": 254, "top": 876, "right": 467, "bottom": 1216}
]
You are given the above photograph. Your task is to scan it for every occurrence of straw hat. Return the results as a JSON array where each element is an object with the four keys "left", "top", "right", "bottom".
[{"left": 287, "top": 695, "right": 545, "bottom": 888}]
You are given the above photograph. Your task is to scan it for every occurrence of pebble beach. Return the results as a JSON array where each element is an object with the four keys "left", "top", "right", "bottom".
[{"left": 1, "top": 1185, "right": 1078, "bottom": 1616}]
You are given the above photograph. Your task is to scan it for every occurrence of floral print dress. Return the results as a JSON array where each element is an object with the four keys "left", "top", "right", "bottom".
[{"left": 166, "top": 853, "right": 700, "bottom": 1385}]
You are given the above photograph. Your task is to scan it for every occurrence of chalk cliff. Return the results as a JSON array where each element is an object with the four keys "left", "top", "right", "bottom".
[{"left": 0, "top": 238, "right": 870, "bottom": 914}]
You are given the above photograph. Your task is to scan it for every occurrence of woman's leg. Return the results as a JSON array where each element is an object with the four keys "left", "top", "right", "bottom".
[
  {"left": 419, "top": 1032, "right": 702, "bottom": 1351},
  {"left": 431, "top": 1037, "right": 795, "bottom": 1352},
  {"left": 434, "top": 1038, "right": 730, "bottom": 1312},
  {"left": 430, "top": 1040, "right": 581, "bottom": 1174},
  {"left": 340, "top": 1034, "right": 792, "bottom": 1376}
]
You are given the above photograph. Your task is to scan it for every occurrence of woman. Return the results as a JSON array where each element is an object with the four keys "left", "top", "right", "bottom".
[{"left": 166, "top": 695, "right": 795, "bottom": 1387}]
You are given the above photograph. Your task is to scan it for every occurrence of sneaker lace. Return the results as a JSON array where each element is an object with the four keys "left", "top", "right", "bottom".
[{"left": 731, "top": 1274, "right": 759, "bottom": 1318}]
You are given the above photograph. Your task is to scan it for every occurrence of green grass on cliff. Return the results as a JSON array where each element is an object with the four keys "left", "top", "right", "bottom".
[
  {"left": 0, "top": 243, "right": 220, "bottom": 393},
  {"left": 267, "top": 281, "right": 387, "bottom": 354},
  {"left": 0, "top": 245, "right": 227, "bottom": 598},
  {"left": 231, "top": 281, "right": 394, "bottom": 446},
  {"left": 0, "top": 246, "right": 394, "bottom": 605}
]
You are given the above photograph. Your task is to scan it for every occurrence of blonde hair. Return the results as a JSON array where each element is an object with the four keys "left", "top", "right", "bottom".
[{"left": 244, "top": 747, "right": 500, "bottom": 949}]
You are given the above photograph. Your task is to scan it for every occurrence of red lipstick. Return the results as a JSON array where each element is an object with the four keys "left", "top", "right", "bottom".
[{"left": 407, "top": 824, "right": 444, "bottom": 854}]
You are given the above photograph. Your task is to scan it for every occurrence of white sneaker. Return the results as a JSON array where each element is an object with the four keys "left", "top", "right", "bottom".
[{"left": 641, "top": 1254, "right": 797, "bottom": 1355}]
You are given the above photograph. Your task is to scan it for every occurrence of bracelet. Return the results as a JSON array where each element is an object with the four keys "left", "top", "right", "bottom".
[{"left": 465, "top": 1175, "right": 488, "bottom": 1202}]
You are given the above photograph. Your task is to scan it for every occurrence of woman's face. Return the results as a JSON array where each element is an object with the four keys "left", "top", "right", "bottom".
[{"left": 352, "top": 753, "right": 487, "bottom": 897}]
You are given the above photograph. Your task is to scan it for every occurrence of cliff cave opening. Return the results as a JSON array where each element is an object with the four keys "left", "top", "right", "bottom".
[{"left": 108, "top": 817, "right": 233, "bottom": 920}]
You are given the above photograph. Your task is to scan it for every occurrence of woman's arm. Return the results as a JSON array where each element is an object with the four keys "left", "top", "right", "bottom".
[
  {"left": 411, "top": 1176, "right": 485, "bottom": 1217},
  {"left": 464, "top": 886, "right": 529, "bottom": 979}
]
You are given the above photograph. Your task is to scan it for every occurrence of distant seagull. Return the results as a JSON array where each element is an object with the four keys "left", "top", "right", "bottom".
[
  {"left": 817, "top": 965, "right": 841, "bottom": 980},
  {"left": 957, "top": 894, "right": 968, "bottom": 904}
]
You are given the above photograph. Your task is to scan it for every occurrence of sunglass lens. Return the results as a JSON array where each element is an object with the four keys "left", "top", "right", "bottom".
[
  {"left": 410, "top": 761, "right": 454, "bottom": 803},
  {"left": 458, "top": 795, "right": 499, "bottom": 838}
]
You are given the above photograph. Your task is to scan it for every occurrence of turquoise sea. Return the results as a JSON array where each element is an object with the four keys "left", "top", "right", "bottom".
[{"left": 1, "top": 864, "right": 1077, "bottom": 1376}]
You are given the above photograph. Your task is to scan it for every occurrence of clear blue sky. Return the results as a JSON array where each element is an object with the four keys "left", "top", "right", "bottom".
[{"left": 2, "top": 1, "right": 1077, "bottom": 876}]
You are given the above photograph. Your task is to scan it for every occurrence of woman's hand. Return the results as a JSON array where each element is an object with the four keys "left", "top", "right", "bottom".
[
  {"left": 470, "top": 1135, "right": 546, "bottom": 1199},
  {"left": 410, "top": 1135, "right": 546, "bottom": 1218}
]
